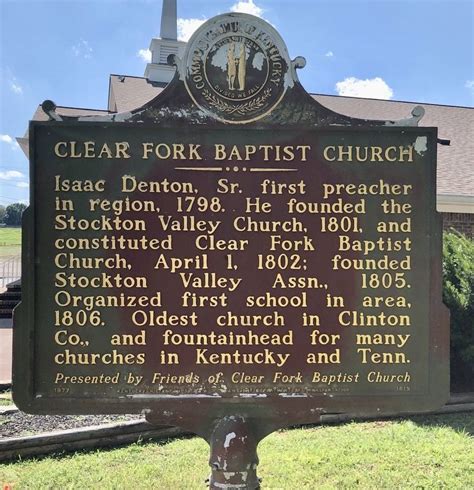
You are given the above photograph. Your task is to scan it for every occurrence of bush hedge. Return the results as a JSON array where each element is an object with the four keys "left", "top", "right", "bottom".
[{"left": 442, "top": 231, "right": 474, "bottom": 390}]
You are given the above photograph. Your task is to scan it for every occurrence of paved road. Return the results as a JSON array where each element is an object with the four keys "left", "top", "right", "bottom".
[{"left": 0, "top": 319, "right": 12, "bottom": 384}]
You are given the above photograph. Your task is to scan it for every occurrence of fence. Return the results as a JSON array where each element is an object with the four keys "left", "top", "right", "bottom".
[{"left": 0, "top": 255, "right": 21, "bottom": 289}]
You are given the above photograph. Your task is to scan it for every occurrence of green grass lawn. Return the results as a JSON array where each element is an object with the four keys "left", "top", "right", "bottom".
[
  {"left": 1, "top": 413, "right": 473, "bottom": 489},
  {"left": 0, "top": 391, "right": 12, "bottom": 406},
  {"left": 0, "top": 227, "right": 21, "bottom": 247},
  {"left": 0, "top": 388, "right": 12, "bottom": 406},
  {"left": 0, "top": 227, "right": 21, "bottom": 259}
]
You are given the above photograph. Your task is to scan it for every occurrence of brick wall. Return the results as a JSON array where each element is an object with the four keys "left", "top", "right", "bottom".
[{"left": 442, "top": 213, "right": 474, "bottom": 239}]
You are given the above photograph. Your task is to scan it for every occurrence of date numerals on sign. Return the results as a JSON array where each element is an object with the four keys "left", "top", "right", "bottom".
[
  {"left": 177, "top": 196, "right": 224, "bottom": 213},
  {"left": 361, "top": 272, "right": 409, "bottom": 289},
  {"left": 54, "top": 310, "right": 104, "bottom": 327}
]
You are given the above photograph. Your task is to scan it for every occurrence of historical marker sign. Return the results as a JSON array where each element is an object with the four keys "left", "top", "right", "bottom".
[
  {"left": 16, "top": 123, "right": 448, "bottom": 408},
  {"left": 13, "top": 12, "right": 449, "bottom": 489}
]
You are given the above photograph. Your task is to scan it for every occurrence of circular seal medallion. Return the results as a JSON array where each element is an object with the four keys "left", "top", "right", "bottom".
[{"left": 184, "top": 13, "right": 291, "bottom": 124}]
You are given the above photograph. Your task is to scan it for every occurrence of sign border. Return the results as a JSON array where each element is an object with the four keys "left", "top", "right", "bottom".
[{"left": 13, "top": 121, "right": 449, "bottom": 422}]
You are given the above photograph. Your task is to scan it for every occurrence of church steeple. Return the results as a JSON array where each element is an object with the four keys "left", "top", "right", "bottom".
[
  {"left": 160, "top": 0, "right": 178, "bottom": 40},
  {"left": 145, "top": 0, "right": 186, "bottom": 84}
]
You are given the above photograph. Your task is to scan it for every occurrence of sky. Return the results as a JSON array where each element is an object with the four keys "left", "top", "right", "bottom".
[{"left": 0, "top": 0, "right": 473, "bottom": 206}]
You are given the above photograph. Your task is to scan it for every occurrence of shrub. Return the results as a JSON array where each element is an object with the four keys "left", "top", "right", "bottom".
[{"left": 443, "top": 231, "right": 474, "bottom": 389}]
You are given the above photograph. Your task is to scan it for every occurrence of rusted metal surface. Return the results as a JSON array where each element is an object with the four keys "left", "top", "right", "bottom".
[{"left": 207, "top": 416, "right": 260, "bottom": 489}]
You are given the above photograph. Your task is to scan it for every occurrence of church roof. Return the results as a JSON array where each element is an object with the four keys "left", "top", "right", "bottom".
[
  {"left": 108, "top": 74, "right": 474, "bottom": 202},
  {"left": 22, "top": 74, "right": 474, "bottom": 208},
  {"left": 108, "top": 75, "right": 167, "bottom": 113},
  {"left": 314, "top": 94, "right": 473, "bottom": 201},
  {"left": 17, "top": 105, "right": 110, "bottom": 157}
]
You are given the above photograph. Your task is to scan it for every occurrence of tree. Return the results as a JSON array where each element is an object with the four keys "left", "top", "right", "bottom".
[
  {"left": 0, "top": 205, "right": 6, "bottom": 224},
  {"left": 443, "top": 231, "right": 474, "bottom": 390},
  {"left": 4, "top": 202, "right": 27, "bottom": 226}
]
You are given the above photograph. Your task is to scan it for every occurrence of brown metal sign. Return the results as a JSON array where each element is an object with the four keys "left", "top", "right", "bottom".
[
  {"left": 13, "top": 12, "right": 449, "bottom": 489},
  {"left": 15, "top": 123, "right": 448, "bottom": 413}
]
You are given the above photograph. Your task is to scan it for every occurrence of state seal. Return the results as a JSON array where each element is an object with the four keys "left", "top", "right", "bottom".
[{"left": 183, "top": 13, "right": 291, "bottom": 124}]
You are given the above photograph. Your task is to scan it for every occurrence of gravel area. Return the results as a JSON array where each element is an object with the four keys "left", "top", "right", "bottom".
[{"left": 0, "top": 411, "right": 142, "bottom": 439}]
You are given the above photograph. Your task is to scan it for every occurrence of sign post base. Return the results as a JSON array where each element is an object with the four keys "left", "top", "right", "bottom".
[{"left": 208, "top": 415, "right": 261, "bottom": 490}]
